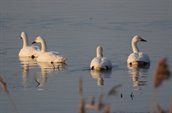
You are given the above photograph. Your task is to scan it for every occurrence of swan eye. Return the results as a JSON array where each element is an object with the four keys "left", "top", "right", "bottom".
[{"left": 31, "top": 55, "right": 35, "bottom": 59}]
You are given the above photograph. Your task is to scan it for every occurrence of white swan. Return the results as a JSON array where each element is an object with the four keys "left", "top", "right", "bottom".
[
  {"left": 18, "top": 32, "right": 40, "bottom": 58},
  {"left": 127, "top": 35, "right": 150, "bottom": 67},
  {"left": 32, "top": 36, "right": 66, "bottom": 63},
  {"left": 90, "top": 46, "right": 112, "bottom": 71}
]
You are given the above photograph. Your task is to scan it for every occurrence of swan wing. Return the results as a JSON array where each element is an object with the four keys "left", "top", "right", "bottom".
[
  {"left": 127, "top": 52, "right": 150, "bottom": 63},
  {"left": 37, "top": 52, "right": 56, "bottom": 62},
  {"left": 31, "top": 45, "right": 40, "bottom": 51},
  {"left": 37, "top": 52, "right": 65, "bottom": 63},
  {"left": 49, "top": 51, "right": 65, "bottom": 63},
  {"left": 138, "top": 52, "right": 150, "bottom": 63},
  {"left": 19, "top": 46, "right": 39, "bottom": 57},
  {"left": 90, "top": 57, "right": 112, "bottom": 70},
  {"left": 101, "top": 57, "right": 112, "bottom": 68},
  {"left": 50, "top": 51, "right": 60, "bottom": 55}
]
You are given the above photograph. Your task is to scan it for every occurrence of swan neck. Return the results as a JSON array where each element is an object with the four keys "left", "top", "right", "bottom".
[
  {"left": 96, "top": 49, "right": 103, "bottom": 57},
  {"left": 132, "top": 41, "right": 139, "bottom": 53},
  {"left": 40, "top": 39, "right": 47, "bottom": 52},
  {"left": 22, "top": 36, "right": 28, "bottom": 48}
]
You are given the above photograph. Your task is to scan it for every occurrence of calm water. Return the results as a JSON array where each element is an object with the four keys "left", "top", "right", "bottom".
[{"left": 0, "top": 0, "right": 172, "bottom": 113}]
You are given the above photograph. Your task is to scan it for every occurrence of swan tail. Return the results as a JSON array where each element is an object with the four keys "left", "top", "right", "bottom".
[{"left": 54, "top": 57, "right": 66, "bottom": 63}]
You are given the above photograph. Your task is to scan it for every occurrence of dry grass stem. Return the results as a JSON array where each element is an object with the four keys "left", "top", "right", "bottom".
[
  {"left": 78, "top": 77, "right": 83, "bottom": 97},
  {"left": 85, "top": 103, "right": 106, "bottom": 111},
  {"left": 169, "top": 104, "right": 172, "bottom": 113},
  {"left": 0, "top": 76, "right": 9, "bottom": 94},
  {"left": 98, "top": 94, "right": 104, "bottom": 111},
  {"left": 108, "top": 84, "right": 122, "bottom": 96},
  {"left": 79, "top": 98, "right": 85, "bottom": 113},
  {"left": 103, "top": 105, "right": 111, "bottom": 113},
  {"left": 0, "top": 75, "right": 19, "bottom": 113},
  {"left": 90, "top": 96, "right": 95, "bottom": 105},
  {"left": 85, "top": 103, "right": 111, "bottom": 113},
  {"left": 85, "top": 94, "right": 111, "bottom": 112},
  {"left": 153, "top": 58, "right": 171, "bottom": 88},
  {"left": 154, "top": 104, "right": 165, "bottom": 113},
  {"left": 85, "top": 103, "right": 98, "bottom": 110}
]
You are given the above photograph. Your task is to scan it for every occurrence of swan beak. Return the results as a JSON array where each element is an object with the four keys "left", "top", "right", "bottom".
[
  {"left": 32, "top": 41, "right": 36, "bottom": 44},
  {"left": 141, "top": 38, "right": 147, "bottom": 42}
]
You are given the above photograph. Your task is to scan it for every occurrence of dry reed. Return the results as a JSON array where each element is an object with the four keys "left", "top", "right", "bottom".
[
  {"left": 103, "top": 105, "right": 111, "bottom": 113},
  {"left": 108, "top": 84, "right": 122, "bottom": 96},
  {"left": 0, "top": 75, "right": 9, "bottom": 94},
  {"left": 78, "top": 77, "right": 83, "bottom": 97},
  {"left": 0, "top": 75, "right": 19, "bottom": 113},
  {"left": 154, "top": 104, "right": 165, "bottom": 113},
  {"left": 153, "top": 58, "right": 171, "bottom": 88},
  {"left": 77, "top": 58, "right": 171, "bottom": 113},
  {"left": 78, "top": 77, "right": 112, "bottom": 113},
  {"left": 79, "top": 97, "right": 85, "bottom": 113},
  {"left": 169, "top": 104, "right": 172, "bottom": 113}
]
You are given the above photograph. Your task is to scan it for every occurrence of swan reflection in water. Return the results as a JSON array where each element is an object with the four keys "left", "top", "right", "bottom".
[
  {"left": 128, "top": 65, "right": 149, "bottom": 90},
  {"left": 19, "top": 57, "right": 38, "bottom": 88},
  {"left": 35, "top": 62, "right": 65, "bottom": 90},
  {"left": 19, "top": 57, "right": 65, "bottom": 89},
  {"left": 90, "top": 70, "right": 112, "bottom": 86}
]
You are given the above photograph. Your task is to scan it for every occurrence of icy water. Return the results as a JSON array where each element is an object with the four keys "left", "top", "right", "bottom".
[{"left": 0, "top": 0, "right": 172, "bottom": 113}]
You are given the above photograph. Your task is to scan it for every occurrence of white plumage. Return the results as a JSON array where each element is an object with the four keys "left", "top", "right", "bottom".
[
  {"left": 127, "top": 35, "right": 150, "bottom": 67},
  {"left": 32, "top": 36, "right": 66, "bottom": 63},
  {"left": 90, "top": 46, "right": 112, "bottom": 71},
  {"left": 18, "top": 32, "right": 40, "bottom": 58}
]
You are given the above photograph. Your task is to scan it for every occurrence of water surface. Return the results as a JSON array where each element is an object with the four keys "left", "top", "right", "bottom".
[{"left": 0, "top": 0, "right": 172, "bottom": 113}]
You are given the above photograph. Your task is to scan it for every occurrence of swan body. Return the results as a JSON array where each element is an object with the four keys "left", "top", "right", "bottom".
[
  {"left": 127, "top": 35, "right": 150, "bottom": 67},
  {"left": 19, "top": 32, "right": 40, "bottom": 58},
  {"left": 90, "top": 46, "right": 112, "bottom": 71},
  {"left": 32, "top": 36, "right": 66, "bottom": 63}
]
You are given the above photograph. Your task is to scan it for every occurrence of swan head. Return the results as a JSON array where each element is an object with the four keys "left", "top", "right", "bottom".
[
  {"left": 20, "top": 32, "right": 27, "bottom": 39},
  {"left": 132, "top": 35, "right": 147, "bottom": 43},
  {"left": 96, "top": 46, "right": 103, "bottom": 57},
  {"left": 32, "top": 36, "right": 47, "bottom": 52},
  {"left": 32, "top": 36, "right": 44, "bottom": 44},
  {"left": 20, "top": 32, "right": 28, "bottom": 48}
]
